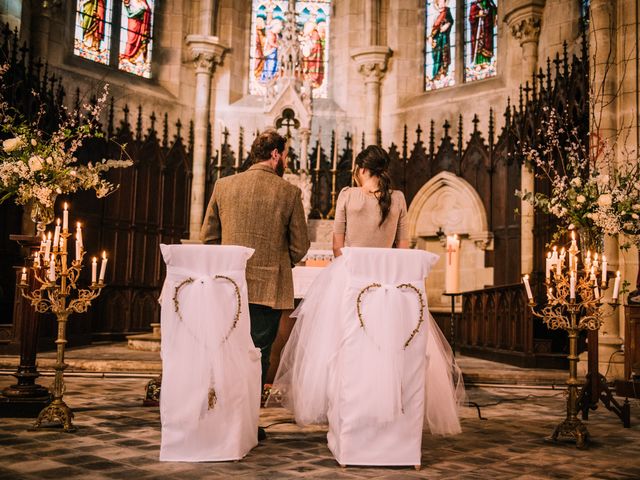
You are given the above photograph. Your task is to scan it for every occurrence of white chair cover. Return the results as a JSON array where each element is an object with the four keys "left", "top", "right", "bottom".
[
  {"left": 159, "top": 244, "right": 261, "bottom": 462},
  {"left": 272, "top": 247, "right": 463, "bottom": 468}
]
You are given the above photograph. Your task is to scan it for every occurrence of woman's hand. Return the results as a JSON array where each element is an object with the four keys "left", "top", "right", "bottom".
[{"left": 333, "top": 233, "right": 345, "bottom": 257}]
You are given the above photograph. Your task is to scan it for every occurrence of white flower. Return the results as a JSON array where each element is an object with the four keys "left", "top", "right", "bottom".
[
  {"left": 597, "top": 194, "right": 612, "bottom": 207},
  {"left": 633, "top": 213, "right": 640, "bottom": 220},
  {"left": 570, "top": 177, "right": 582, "bottom": 187},
  {"left": 3, "top": 137, "right": 25, "bottom": 152},
  {"left": 576, "top": 195, "right": 586, "bottom": 204},
  {"left": 30, "top": 138, "right": 37, "bottom": 146},
  {"left": 27, "top": 156, "right": 43, "bottom": 172},
  {"left": 633, "top": 204, "right": 640, "bottom": 211}
]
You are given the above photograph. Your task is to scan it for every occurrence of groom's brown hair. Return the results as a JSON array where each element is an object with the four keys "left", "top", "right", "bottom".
[{"left": 250, "top": 130, "right": 286, "bottom": 163}]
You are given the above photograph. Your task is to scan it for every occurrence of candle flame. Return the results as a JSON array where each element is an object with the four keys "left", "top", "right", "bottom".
[
  {"left": 616, "top": 271, "right": 621, "bottom": 277},
  {"left": 102, "top": 251, "right": 107, "bottom": 259},
  {"left": 22, "top": 267, "right": 26, "bottom": 273},
  {"left": 47, "top": 232, "right": 52, "bottom": 239},
  {"left": 523, "top": 274, "right": 529, "bottom": 281},
  {"left": 77, "top": 221, "right": 81, "bottom": 229},
  {"left": 64, "top": 202, "right": 68, "bottom": 210},
  {"left": 546, "top": 252, "right": 551, "bottom": 259},
  {"left": 56, "top": 218, "right": 60, "bottom": 226}
]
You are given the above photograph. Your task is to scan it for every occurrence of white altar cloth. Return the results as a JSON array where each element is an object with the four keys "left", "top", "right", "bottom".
[{"left": 159, "top": 244, "right": 261, "bottom": 462}]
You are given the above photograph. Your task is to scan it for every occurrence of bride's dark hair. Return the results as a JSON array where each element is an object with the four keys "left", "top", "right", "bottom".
[{"left": 355, "top": 145, "right": 393, "bottom": 226}]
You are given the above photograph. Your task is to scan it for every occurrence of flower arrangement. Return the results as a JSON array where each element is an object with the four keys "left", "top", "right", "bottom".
[
  {"left": 0, "top": 64, "right": 132, "bottom": 231},
  {"left": 516, "top": 107, "right": 640, "bottom": 249}
]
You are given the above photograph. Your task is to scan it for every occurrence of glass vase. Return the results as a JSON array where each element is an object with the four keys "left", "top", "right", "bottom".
[
  {"left": 29, "top": 197, "right": 56, "bottom": 237},
  {"left": 577, "top": 228, "right": 604, "bottom": 255}
]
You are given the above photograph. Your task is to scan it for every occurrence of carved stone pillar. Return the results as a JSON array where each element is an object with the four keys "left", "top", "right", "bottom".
[
  {"left": 589, "top": 0, "right": 623, "bottom": 377},
  {"left": 351, "top": 46, "right": 392, "bottom": 146},
  {"left": 505, "top": 3, "right": 543, "bottom": 276},
  {"left": 186, "top": 35, "right": 227, "bottom": 241}
]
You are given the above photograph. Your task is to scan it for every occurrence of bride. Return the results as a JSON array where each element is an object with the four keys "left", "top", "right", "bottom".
[{"left": 270, "top": 145, "right": 464, "bottom": 436}]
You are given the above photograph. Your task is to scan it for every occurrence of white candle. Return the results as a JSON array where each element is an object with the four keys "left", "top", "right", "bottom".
[
  {"left": 445, "top": 234, "right": 461, "bottom": 293},
  {"left": 216, "top": 147, "right": 222, "bottom": 167},
  {"left": 522, "top": 274, "right": 533, "bottom": 300},
  {"left": 49, "top": 254, "right": 56, "bottom": 282},
  {"left": 585, "top": 251, "right": 591, "bottom": 271},
  {"left": 76, "top": 222, "right": 83, "bottom": 250},
  {"left": 33, "top": 252, "right": 40, "bottom": 269},
  {"left": 570, "top": 272, "right": 576, "bottom": 300},
  {"left": 44, "top": 232, "right": 51, "bottom": 259},
  {"left": 92, "top": 257, "right": 98, "bottom": 284},
  {"left": 63, "top": 202, "right": 69, "bottom": 231},
  {"left": 551, "top": 246, "right": 558, "bottom": 261},
  {"left": 53, "top": 219, "right": 61, "bottom": 251},
  {"left": 594, "top": 285, "right": 600, "bottom": 299},
  {"left": 612, "top": 271, "right": 621, "bottom": 300},
  {"left": 601, "top": 255, "right": 607, "bottom": 286},
  {"left": 545, "top": 252, "right": 552, "bottom": 281},
  {"left": 556, "top": 248, "right": 565, "bottom": 276},
  {"left": 39, "top": 234, "right": 46, "bottom": 254},
  {"left": 99, "top": 251, "right": 108, "bottom": 283},
  {"left": 21, "top": 267, "right": 27, "bottom": 284},
  {"left": 75, "top": 240, "right": 81, "bottom": 262}
]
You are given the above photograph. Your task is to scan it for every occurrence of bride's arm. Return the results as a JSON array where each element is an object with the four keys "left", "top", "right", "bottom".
[{"left": 333, "top": 233, "right": 345, "bottom": 257}]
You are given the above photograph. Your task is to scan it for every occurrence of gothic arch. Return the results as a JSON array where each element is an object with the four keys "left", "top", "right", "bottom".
[{"left": 406, "top": 171, "right": 491, "bottom": 246}]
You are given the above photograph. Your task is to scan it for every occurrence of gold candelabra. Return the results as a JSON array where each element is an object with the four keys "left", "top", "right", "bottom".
[
  {"left": 523, "top": 235, "right": 620, "bottom": 448},
  {"left": 19, "top": 205, "right": 106, "bottom": 432}
]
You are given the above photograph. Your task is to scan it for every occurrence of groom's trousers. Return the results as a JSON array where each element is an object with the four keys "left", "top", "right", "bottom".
[{"left": 248, "top": 303, "right": 281, "bottom": 391}]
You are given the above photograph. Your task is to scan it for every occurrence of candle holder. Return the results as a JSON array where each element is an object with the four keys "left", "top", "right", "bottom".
[
  {"left": 525, "top": 253, "right": 618, "bottom": 448},
  {"left": 327, "top": 167, "right": 338, "bottom": 219},
  {"left": 18, "top": 224, "right": 105, "bottom": 432}
]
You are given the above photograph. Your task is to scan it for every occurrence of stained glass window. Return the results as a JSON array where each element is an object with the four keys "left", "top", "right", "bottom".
[
  {"left": 296, "top": 1, "right": 330, "bottom": 98},
  {"left": 424, "top": 0, "right": 456, "bottom": 91},
  {"left": 464, "top": 0, "right": 498, "bottom": 82},
  {"left": 249, "top": 0, "right": 331, "bottom": 98},
  {"left": 580, "top": 0, "right": 590, "bottom": 31},
  {"left": 74, "top": 0, "right": 114, "bottom": 65},
  {"left": 118, "top": 0, "right": 155, "bottom": 78}
]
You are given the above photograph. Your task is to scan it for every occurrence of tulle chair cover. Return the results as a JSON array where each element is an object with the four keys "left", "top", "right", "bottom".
[
  {"left": 272, "top": 247, "right": 463, "bottom": 467},
  {"left": 159, "top": 244, "right": 261, "bottom": 462}
]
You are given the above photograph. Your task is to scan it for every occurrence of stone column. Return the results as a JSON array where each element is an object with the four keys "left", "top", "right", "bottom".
[
  {"left": 590, "top": 0, "right": 623, "bottom": 376},
  {"left": 186, "top": 35, "right": 227, "bottom": 241},
  {"left": 505, "top": 4, "right": 543, "bottom": 276},
  {"left": 351, "top": 46, "right": 392, "bottom": 147}
]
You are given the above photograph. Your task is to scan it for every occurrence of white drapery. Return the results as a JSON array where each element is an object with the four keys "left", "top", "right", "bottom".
[{"left": 159, "top": 244, "right": 261, "bottom": 462}]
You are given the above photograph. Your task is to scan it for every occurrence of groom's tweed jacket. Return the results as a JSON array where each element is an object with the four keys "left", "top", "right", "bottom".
[{"left": 200, "top": 164, "right": 310, "bottom": 310}]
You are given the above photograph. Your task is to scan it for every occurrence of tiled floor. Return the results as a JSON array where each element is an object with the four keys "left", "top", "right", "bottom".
[{"left": 1, "top": 375, "right": 639, "bottom": 479}]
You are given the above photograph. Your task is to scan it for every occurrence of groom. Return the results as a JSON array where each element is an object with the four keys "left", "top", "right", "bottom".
[{"left": 200, "top": 130, "right": 310, "bottom": 438}]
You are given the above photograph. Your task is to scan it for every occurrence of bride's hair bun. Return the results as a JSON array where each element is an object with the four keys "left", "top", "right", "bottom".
[{"left": 354, "top": 145, "right": 393, "bottom": 226}]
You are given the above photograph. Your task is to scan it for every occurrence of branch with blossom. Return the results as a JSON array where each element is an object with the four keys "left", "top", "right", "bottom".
[
  {"left": 0, "top": 64, "right": 132, "bottom": 221},
  {"left": 516, "top": 107, "right": 640, "bottom": 248}
]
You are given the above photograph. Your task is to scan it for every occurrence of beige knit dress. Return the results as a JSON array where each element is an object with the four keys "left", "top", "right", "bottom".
[{"left": 333, "top": 187, "right": 409, "bottom": 248}]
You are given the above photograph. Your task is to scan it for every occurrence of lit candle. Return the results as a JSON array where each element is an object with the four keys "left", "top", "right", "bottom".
[
  {"left": 33, "top": 251, "right": 40, "bottom": 269},
  {"left": 99, "top": 251, "right": 108, "bottom": 283},
  {"left": 612, "top": 271, "right": 621, "bottom": 300},
  {"left": 49, "top": 254, "right": 56, "bottom": 282},
  {"left": 601, "top": 255, "right": 607, "bottom": 286},
  {"left": 590, "top": 265, "right": 596, "bottom": 284},
  {"left": 594, "top": 284, "right": 600, "bottom": 300},
  {"left": 551, "top": 246, "right": 558, "bottom": 261},
  {"left": 91, "top": 257, "right": 97, "bottom": 284},
  {"left": 545, "top": 252, "right": 552, "bottom": 281},
  {"left": 63, "top": 202, "right": 69, "bottom": 231},
  {"left": 570, "top": 272, "right": 576, "bottom": 300},
  {"left": 585, "top": 251, "right": 592, "bottom": 270},
  {"left": 445, "top": 234, "right": 461, "bottom": 293},
  {"left": 39, "top": 233, "right": 46, "bottom": 254},
  {"left": 593, "top": 252, "right": 599, "bottom": 272},
  {"left": 53, "top": 219, "right": 61, "bottom": 251},
  {"left": 76, "top": 222, "right": 83, "bottom": 250},
  {"left": 44, "top": 232, "right": 51, "bottom": 259},
  {"left": 570, "top": 230, "right": 577, "bottom": 250},
  {"left": 522, "top": 274, "right": 533, "bottom": 300},
  {"left": 557, "top": 248, "right": 565, "bottom": 276},
  {"left": 75, "top": 239, "right": 81, "bottom": 262},
  {"left": 21, "top": 267, "right": 27, "bottom": 284}
]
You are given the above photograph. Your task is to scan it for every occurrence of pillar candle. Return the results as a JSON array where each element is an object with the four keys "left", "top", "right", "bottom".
[
  {"left": 612, "top": 271, "right": 621, "bottom": 300},
  {"left": 92, "top": 257, "right": 98, "bottom": 284},
  {"left": 99, "top": 251, "right": 108, "bottom": 283},
  {"left": 522, "top": 274, "right": 533, "bottom": 300},
  {"left": 601, "top": 255, "right": 607, "bottom": 286},
  {"left": 21, "top": 267, "right": 27, "bottom": 284},
  {"left": 445, "top": 234, "right": 461, "bottom": 293},
  {"left": 63, "top": 202, "right": 69, "bottom": 231},
  {"left": 53, "top": 219, "right": 61, "bottom": 251},
  {"left": 76, "top": 222, "right": 83, "bottom": 250},
  {"left": 49, "top": 254, "right": 56, "bottom": 282},
  {"left": 44, "top": 232, "right": 51, "bottom": 259},
  {"left": 570, "top": 272, "right": 576, "bottom": 300}
]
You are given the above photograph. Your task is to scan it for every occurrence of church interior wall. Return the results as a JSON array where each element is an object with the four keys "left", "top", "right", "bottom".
[{"left": 0, "top": 0, "right": 20, "bottom": 31}]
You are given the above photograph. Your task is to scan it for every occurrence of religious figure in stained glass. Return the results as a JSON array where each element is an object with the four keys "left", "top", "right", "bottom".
[
  {"left": 118, "top": 0, "right": 154, "bottom": 78},
  {"left": 425, "top": 0, "right": 456, "bottom": 91},
  {"left": 297, "top": 2, "right": 330, "bottom": 96},
  {"left": 74, "top": 0, "right": 112, "bottom": 65},
  {"left": 465, "top": 0, "right": 497, "bottom": 82},
  {"left": 250, "top": 1, "right": 287, "bottom": 94}
]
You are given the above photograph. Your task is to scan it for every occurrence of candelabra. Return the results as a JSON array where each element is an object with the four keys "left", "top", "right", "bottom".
[
  {"left": 523, "top": 238, "right": 619, "bottom": 448},
  {"left": 18, "top": 207, "right": 107, "bottom": 432}
]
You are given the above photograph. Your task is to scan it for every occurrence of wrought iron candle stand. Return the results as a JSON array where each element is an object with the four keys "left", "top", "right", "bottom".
[
  {"left": 526, "top": 260, "right": 618, "bottom": 448},
  {"left": 18, "top": 224, "right": 104, "bottom": 432}
]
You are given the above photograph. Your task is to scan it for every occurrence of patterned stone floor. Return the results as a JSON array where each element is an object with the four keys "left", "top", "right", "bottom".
[{"left": 1, "top": 375, "right": 640, "bottom": 479}]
